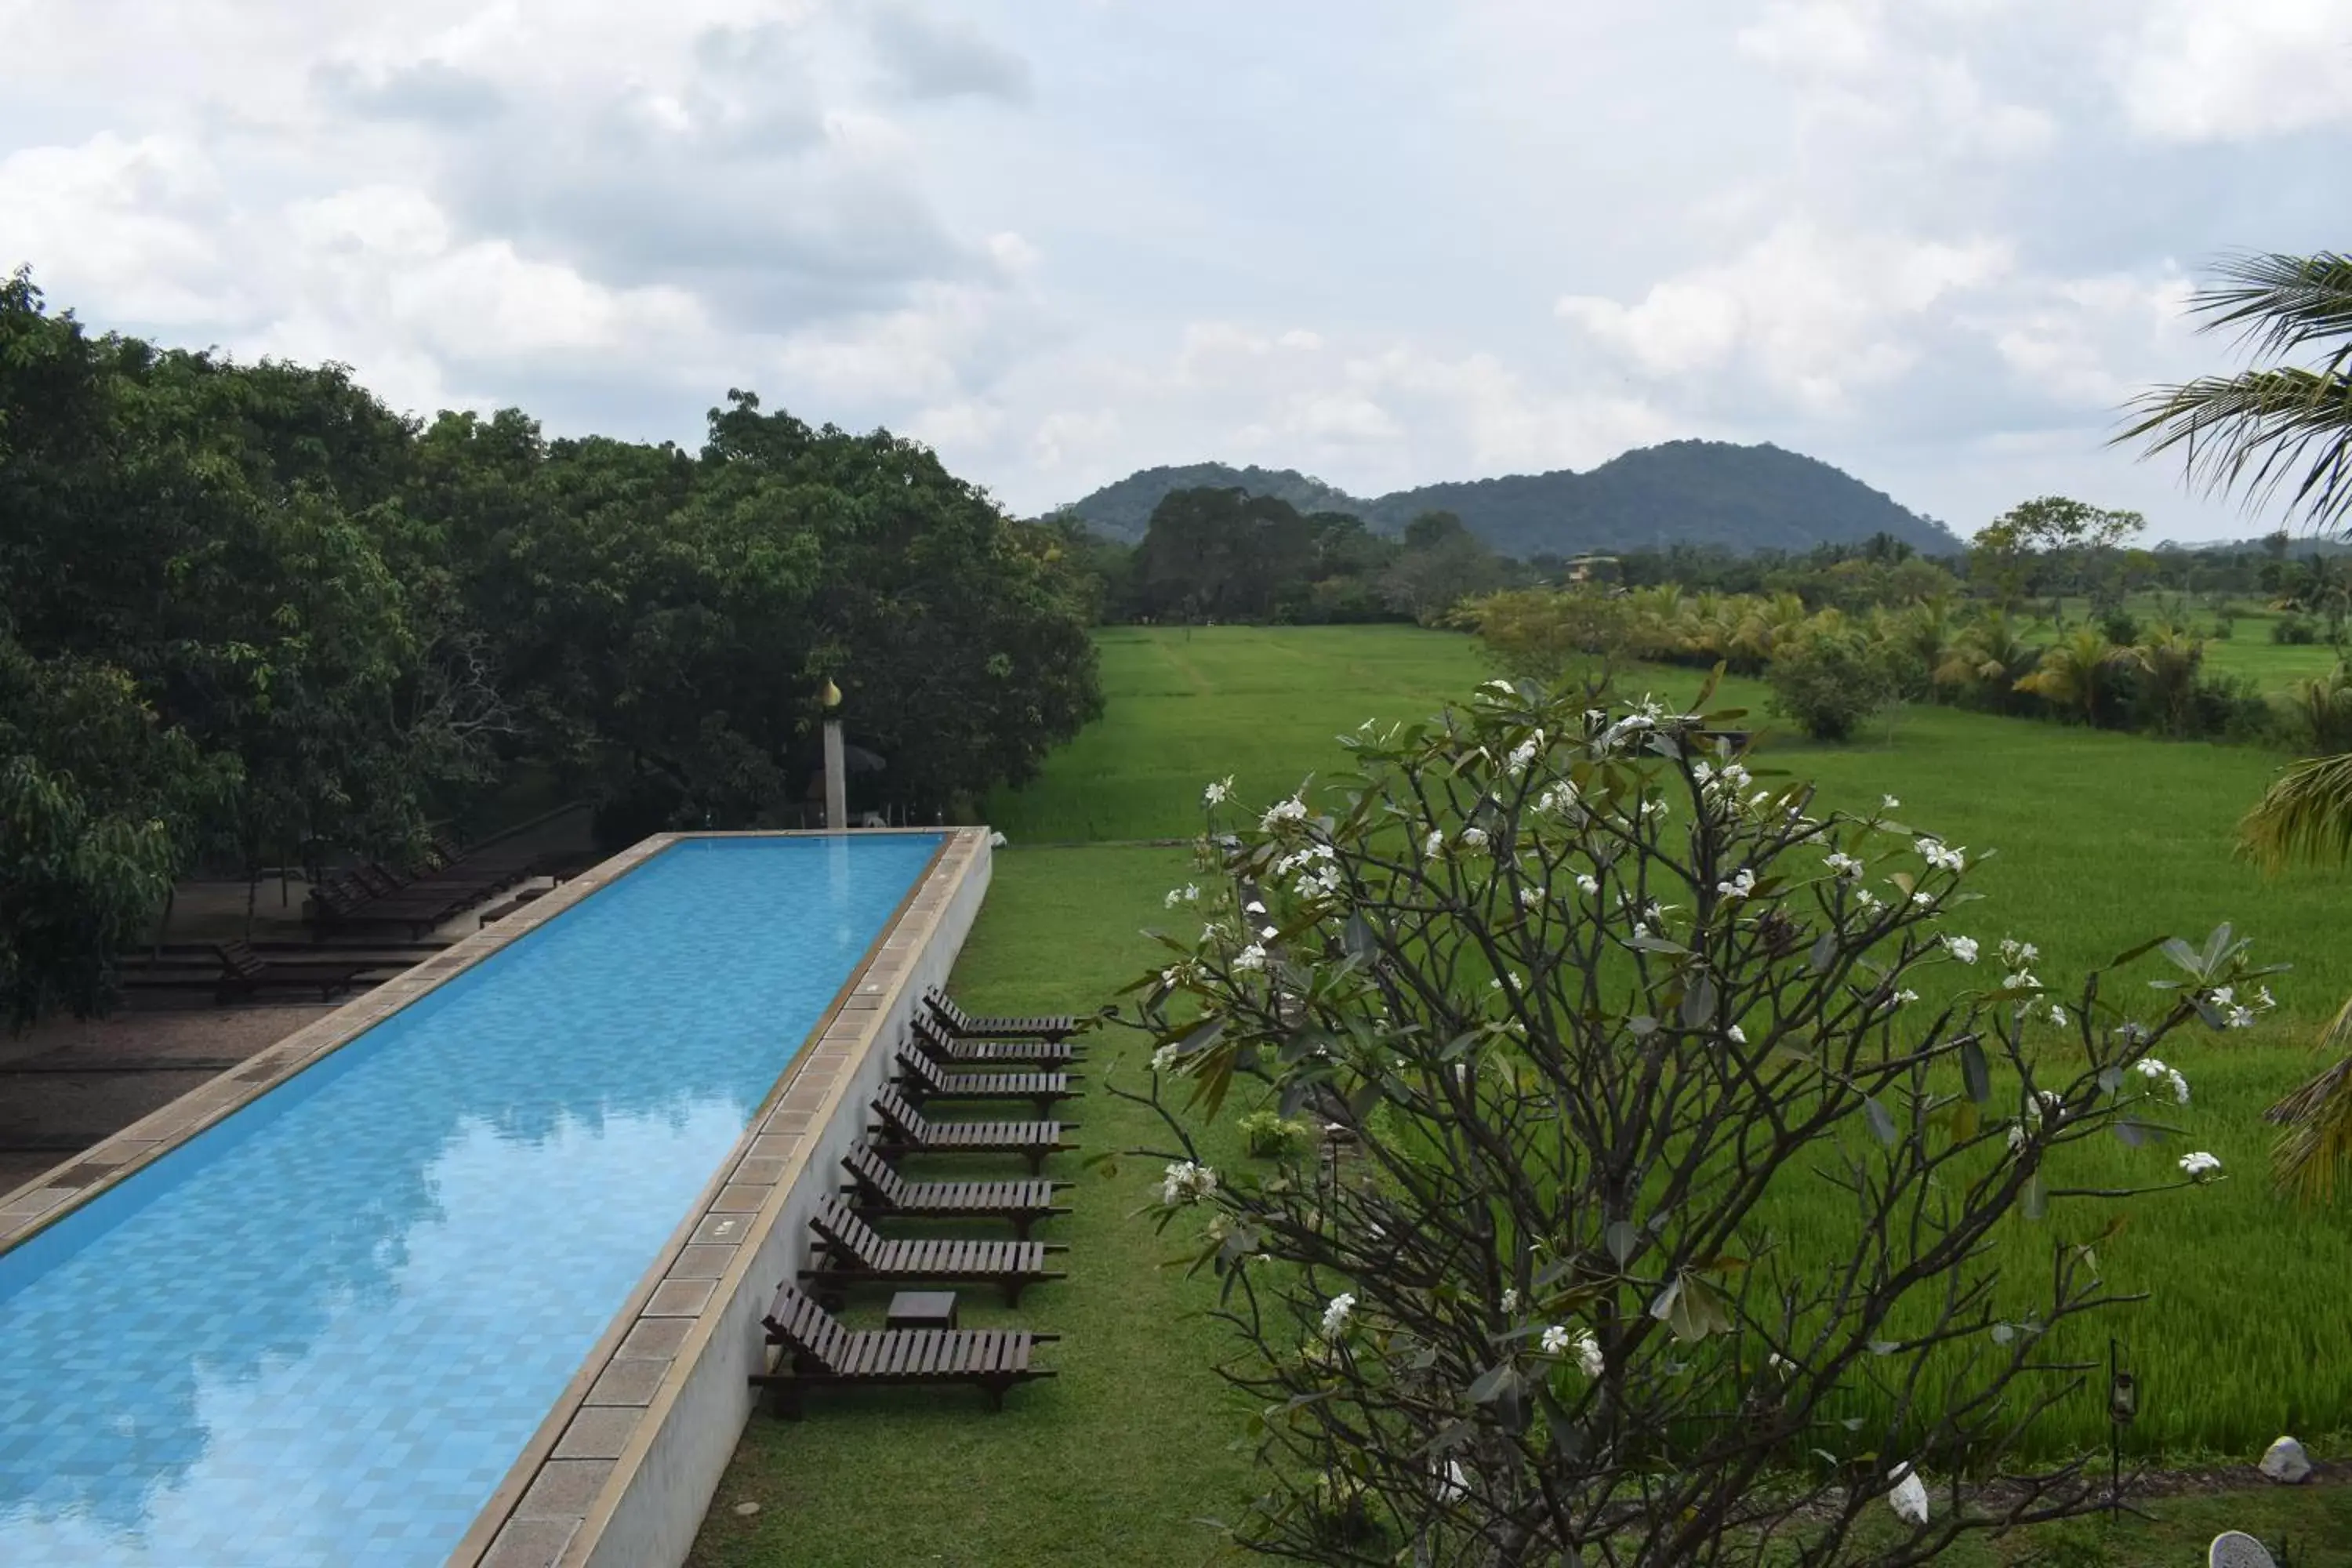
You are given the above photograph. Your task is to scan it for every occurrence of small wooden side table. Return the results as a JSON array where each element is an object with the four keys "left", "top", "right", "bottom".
[{"left": 887, "top": 1290, "right": 960, "bottom": 1330}]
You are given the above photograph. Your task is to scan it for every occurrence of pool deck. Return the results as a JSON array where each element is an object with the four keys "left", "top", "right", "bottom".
[{"left": 0, "top": 826, "right": 994, "bottom": 1568}]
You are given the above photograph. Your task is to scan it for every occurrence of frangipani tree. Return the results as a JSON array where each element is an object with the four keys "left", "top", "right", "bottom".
[{"left": 1120, "top": 678, "right": 2267, "bottom": 1566}]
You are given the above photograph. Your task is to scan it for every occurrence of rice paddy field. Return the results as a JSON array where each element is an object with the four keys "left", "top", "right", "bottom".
[{"left": 692, "top": 623, "right": 2352, "bottom": 1566}]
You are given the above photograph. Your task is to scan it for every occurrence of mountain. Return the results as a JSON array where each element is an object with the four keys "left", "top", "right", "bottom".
[
  {"left": 1053, "top": 441, "right": 1960, "bottom": 557},
  {"left": 1055, "top": 463, "right": 1364, "bottom": 538}
]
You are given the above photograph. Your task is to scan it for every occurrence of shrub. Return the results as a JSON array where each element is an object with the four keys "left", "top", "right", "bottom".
[
  {"left": 1236, "top": 1108, "right": 1311, "bottom": 1159},
  {"left": 2099, "top": 607, "right": 2140, "bottom": 645},
  {"left": 1128, "top": 683, "right": 2273, "bottom": 1566},
  {"left": 2274, "top": 614, "right": 2321, "bottom": 644},
  {"left": 1766, "top": 622, "right": 1898, "bottom": 740}
]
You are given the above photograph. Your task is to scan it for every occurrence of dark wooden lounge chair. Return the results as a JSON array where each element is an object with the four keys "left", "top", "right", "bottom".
[
  {"left": 804, "top": 1198, "right": 1065, "bottom": 1307},
  {"left": 869, "top": 1085, "right": 1077, "bottom": 1174},
  {"left": 909, "top": 1011, "right": 1082, "bottom": 1069},
  {"left": 750, "top": 1280, "right": 1056, "bottom": 1416},
  {"left": 924, "top": 988, "right": 1080, "bottom": 1044},
  {"left": 308, "top": 877, "right": 465, "bottom": 940},
  {"left": 897, "top": 1049, "right": 1079, "bottom": 1119},
  {"left": 841, "top": 1143, "right": 1070, "bottom": 1240},
  {"left": 212, "top": 942, "right": 371, "bottom": 1005}
]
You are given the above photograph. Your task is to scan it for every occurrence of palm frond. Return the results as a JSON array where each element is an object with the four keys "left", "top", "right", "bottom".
[
  {"left": 2118, "top": 365, "right": 2352, "bottom": 532},
  {"left": 2238, "top": 750, "right": 2352, "bottom": 871},
  {"left": 2190, "top": 250, "right": 2352, "bottom": 360},
  {"left": 2269, "top": 1035, "right": 2352, "bottom": 1203}
]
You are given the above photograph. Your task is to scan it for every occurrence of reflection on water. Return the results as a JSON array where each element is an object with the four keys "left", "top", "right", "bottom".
[{"left": 0, "top": 834, "right": 938, "bottom": 1566}]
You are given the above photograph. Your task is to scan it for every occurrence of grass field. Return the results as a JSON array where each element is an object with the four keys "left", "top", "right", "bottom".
[{"left": 695, "top": 625, "right": 2352, "bottom": 1565}]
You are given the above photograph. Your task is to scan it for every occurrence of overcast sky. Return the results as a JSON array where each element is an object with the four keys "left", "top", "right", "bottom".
[{"left": 3, "top": 1, "right": 2346, "bottom": 540}]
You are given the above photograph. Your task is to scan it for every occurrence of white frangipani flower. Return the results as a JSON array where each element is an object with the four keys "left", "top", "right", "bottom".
[
  {"left": 1261, "top": 797, "right": 1309, "bottom": 832},
  {"left": 1203, "top": 777, "right": 1232, "bottom": 807},
  {"left": 1425, "top": 829, "right": 1446, "bottom": 858},
  {"left": 1888, "top": 1465, "right": 1930, "bottom": 1525},
  {"left": 1459, "top": 826, "right": 1490, "bottom": 851},
  {"left": 1726, "top": 1024, "right": 1748, "bottom": 1044},
  {"left": 1321, "top": 1292, "right": 1356, "bottom": 1340},
  {"left": 1501, "top": 1288, "right": 1520, "bottom": 1314},
  {"left": 1943, "top": 935, "right": 1980, "bottom": 964},
  {"left": 1232, "top": 943, "right": 1267, "bottom": 973},
  {"left": 1915, "top": 837, "right": 1966, "bottom": 873},
  {"left": 2179, "top": 1150, "right": 2223, "bottom": 1179},
  {"left": 1151, "top": 1043, "right": 1181, "bottom": 1073},
  {"left": 2136, "top": 1057, "right": 2191, "bottom": 1105},
  {"left": 1824, "top": 851, "right": 1865, "bottom": 880},
  {"left": 1161, "top": 1160, "right": 1218, "bottom": 1205},
  {"left": 1539, "top": 1323, "right": 1572, "bottom": 1355},
  {"left": 1715, "top": 868, "right": 1757, "bottom": 899},
  {"left": 1576, "top": 873, "right": 1599, "bottom": 896},
  {"left": 1573, "top": 1330, "right": 1605, "bottom": 1379},
  {"left": 1882, "top": 795, "right": 1901, "bottom": 811}
]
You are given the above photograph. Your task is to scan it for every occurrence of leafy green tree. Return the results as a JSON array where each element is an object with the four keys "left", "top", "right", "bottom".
[
  {"left": 1381, "top": 510, "right": 1509, "bottom": 626},
  {"left": 0, "top": 630, "right": 224, "bottom": 1027},
  {"left": 1968, "top": 497, "right": 2145, "bottom": 619},
  {"left": 1764, "top": 619, "right": 1897, "bottom": 741}
]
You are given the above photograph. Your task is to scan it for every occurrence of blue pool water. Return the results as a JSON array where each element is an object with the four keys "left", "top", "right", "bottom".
[{"left": 0, "top": 833, "right": 940, "bottom": 1566}]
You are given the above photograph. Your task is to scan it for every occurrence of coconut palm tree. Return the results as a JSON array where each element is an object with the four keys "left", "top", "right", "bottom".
[
  {"left": 2121, "top": 249, "right": 2352, "bottom": 1196},
  {"left": 2118, "top": 250, "right": 2352, "bottom": 531},
  {"left": 2013, "top": 627, "right": 2130, "bottom": 726}
]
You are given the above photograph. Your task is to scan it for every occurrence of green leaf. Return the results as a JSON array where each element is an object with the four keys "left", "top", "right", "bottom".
[
  {"left": 1603, "top": 1221, "right": 1639, "bottom": 1268},
  {"left": 1864, "top": 1095, "right": 1897, "bottom": 1145},
  {"left": 1343, "top": 913, "right": 1377, "bottom": 961},
  {"left": 2022, "top": 1174, "right": 2048, "bottom": 1221},
  {"left": 1466, "top": 1361, "right": 1523, "bottom": 1405},
  {"left": 1679, "top": 975, "right": 1718, "bottom": 1029},
  {"left": 1809, "top": 933, "right": 1838, "bottom": 975},
  {"left": 1959, "top": 1037, "right": 1991, "bottom": 1105}
]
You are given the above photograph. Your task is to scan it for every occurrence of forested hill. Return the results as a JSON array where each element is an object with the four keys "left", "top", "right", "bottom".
[{"left": 1057, "top": 441, "right": 1959, "bottom": 555}]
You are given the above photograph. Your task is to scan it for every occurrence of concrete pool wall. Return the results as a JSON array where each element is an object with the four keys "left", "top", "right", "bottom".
[{"left": 0, "top": 826, "right": 993, "bottom": 1568}]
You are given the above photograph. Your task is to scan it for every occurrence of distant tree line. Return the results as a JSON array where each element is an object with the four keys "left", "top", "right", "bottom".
[
  {"left": 0, "top": 271, "right": 1102, "bottom": 1026},
  {"left": 1047, "top": 487, "right": 1541, "bottom": 626}
]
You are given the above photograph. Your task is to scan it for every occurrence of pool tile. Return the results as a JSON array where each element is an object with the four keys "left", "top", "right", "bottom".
[
  {"left": 481, "top": 1516, "right": 580, "bottom": 1568},
  {"left": 584, "top": 1358, "right": 669, "bottom": 1407},
  {"left": 617, "top": 1316, "right": 694, "bottom": 1360},
  {"left": 514, "top": 1458, "right": 614, "bottom": 1519},
  {"left": 645, "top": 1279, "right": 717, "bottom": 1316},
  {"left": 551, "top": 1406, "right": 641, "bottom": 1461}
]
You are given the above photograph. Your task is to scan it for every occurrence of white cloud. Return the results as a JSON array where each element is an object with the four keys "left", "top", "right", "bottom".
[
  {"left": 1559, "top": 223, "right": 2015, "bottom": 413},
  {"left": 2113, "top": 0, "right": 2352, "bottom": 141},
  {"left": 0, "top": 132, "right": 239, "bottom": 323},
  {"left": 0, "top": 0, "right": 2325, "bottom": 537}
]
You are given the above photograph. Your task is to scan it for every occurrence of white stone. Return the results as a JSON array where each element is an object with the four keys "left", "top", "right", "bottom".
[
  {"left": 733, "top": 1501, "right": 761, "bottom": 1517},
  {"left": 2209, "top": 1530, "right": 2278, "bottom": 1568},
  {"left": 2258, "top": 1436, "right": 2312, "bottom": 1484}
]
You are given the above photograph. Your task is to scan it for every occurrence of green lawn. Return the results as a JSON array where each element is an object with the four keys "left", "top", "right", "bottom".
[{"left": 697, "top": 625, "right": 2352, "bottom": 1565}]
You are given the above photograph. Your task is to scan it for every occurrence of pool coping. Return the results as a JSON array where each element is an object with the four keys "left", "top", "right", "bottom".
[{"left": 0, "top": 825, "right": 990, "bottom": 1568}]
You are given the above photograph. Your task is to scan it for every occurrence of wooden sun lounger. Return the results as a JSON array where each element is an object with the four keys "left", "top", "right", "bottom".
[
  {"left": 750, "top": 1280, "right": 1056, "bottom": 1416},
  {"left": 804, "top": 1198, "right": 1065, "bottom": 1307},
  {"left": 310, "top": 877, "right": 467, "bottom": 939},
  {"left": 924, "top": 988, "right": 1080, "bottom": 1044},
  {"left": 212, "top": 942, "right": 372, "bottom": 1005},
  {"left": 897, "top": 1050, "right": 1080, "bottom": 1119},
  {"left": 869, "top": 1086, "right": 1077, "bottom": 1174},
  {"left": 909, "top": 1011, "right": 1083, "bottom": 1069},
  {"left": 841, "top": 1144, "right": 1071, "bottom": 1240}
]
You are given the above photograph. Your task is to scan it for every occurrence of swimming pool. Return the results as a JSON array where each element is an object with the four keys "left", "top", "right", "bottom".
[{"left": 0, "top": 833, "right": 942, "bottom": 1567}]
